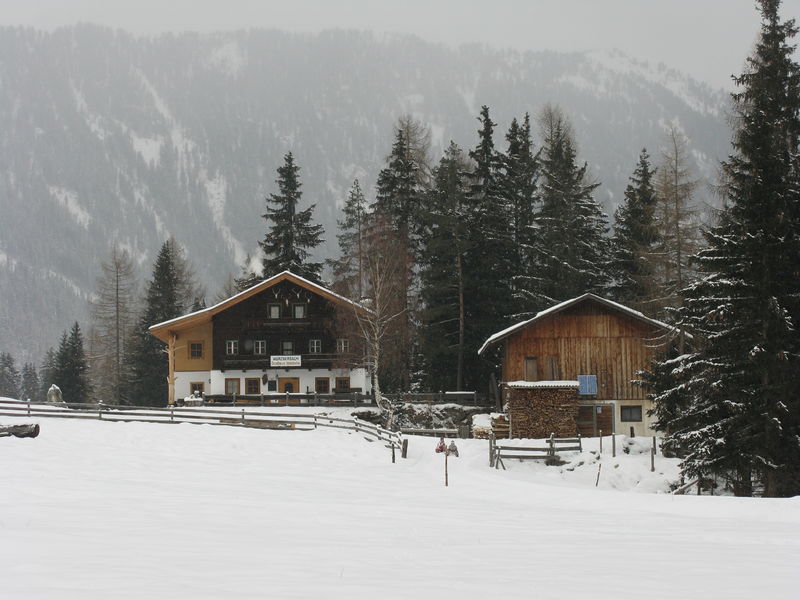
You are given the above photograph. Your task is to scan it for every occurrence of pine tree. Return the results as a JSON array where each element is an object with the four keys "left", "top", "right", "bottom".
[
  {"left": 0, "top": 352, "right": 21, "bottom": 399},
  {"left": 653, "top": 0, "right": 800, "bottom": 497},
  {"left": 609, "top": 150, "right": 660, "bottom": 309},
  {"left": 20, "top": 362, "right": 40, "bottom": 402},
  {"left": 88, "top": 244, "right": 138, "bottom": 405},
  {"left": 53, "top": 322, "right": 91, "bottom": 406},
  {"left": 330, "top": 179, "right": 369, "bottom": 298},
  {"left": 419, "top": 142, "right": 471, "bottom": 391},
  {"left": 521, "top": 106, "right": 610, "bottom": 310},
  {"left": 39, "top": 346, "right": 57, "bottom": 401},
  {"left": 463, "top": 106, "right": 518, "bottom": 388},
  {"left": 260, "top": 152, "right": 325, "bottom": 283},
  {"left": 128, "top": 242, "right": 182, "bottom": 406}
]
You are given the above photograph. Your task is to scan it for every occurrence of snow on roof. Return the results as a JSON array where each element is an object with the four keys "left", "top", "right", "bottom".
[
  {"left": 505, "top": 380, "right": 579, "bottom": 388},
  {"left": 478, "top": 293, "right": 677, "bottom": 355},
  {"left": 149, "top": 270, "right": 370, "bottom": 332}
]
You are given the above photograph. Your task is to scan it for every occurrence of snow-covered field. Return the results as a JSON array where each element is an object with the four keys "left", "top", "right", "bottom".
[{"left": 2, "top": 408, "right": 798, "bottom": 599}]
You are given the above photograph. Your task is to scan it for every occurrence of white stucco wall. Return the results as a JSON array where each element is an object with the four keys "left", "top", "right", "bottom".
[
  {"left": 207, "top": 367, "right": 371, "bottom": 396},
  {"left": 174, "top": 371, "right": 211, "bottom": 398}
]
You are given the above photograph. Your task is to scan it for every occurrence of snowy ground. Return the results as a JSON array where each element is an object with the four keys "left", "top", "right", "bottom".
[{"left": 2, "top": 409, "right": 798, "bottom": 599}]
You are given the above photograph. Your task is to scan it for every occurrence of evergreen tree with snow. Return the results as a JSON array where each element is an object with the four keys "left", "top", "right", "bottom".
[
  {"left": 609, "top": 149, "right": 660, "bottom": 309},
  {"left": 419, "top": 142, "right": 472, "bottom": 391},
  {"left": 520, "top": 106, "right": 610, "bottom": 311},
  {"left": 0, "top": 352, "right": 21, "bottom": 399},
  {"left": 260, "top": 152, "right": 324, "bottom": 283},
  {"left": 20, "top": 362, "right": 40, "bottom": 402},
  {"left": 39, "top": 346, "right": 57, "bottom": 402},
  {"left": 653, "top": 0, "right": 800, "bottom": 497},
  {"left": 128, "top": 241, "right": 183, "bottom": 406},
  {"left": 330, "top": 179, "right": 369, "bottom": 299},
  {"left": 53, "top": 323, "right": 92, "bottom": 406}
]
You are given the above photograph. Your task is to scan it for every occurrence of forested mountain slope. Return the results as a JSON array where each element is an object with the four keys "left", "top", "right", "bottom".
[{"left": 0, "top": 25, "right": 729, "bottom": 361}]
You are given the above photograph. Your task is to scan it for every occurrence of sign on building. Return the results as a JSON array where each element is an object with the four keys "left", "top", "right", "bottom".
[{"left": 270, "top": 355, "right": 301, "bottom": 367}]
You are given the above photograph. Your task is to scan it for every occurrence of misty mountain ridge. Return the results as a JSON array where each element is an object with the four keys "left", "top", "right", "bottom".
[{"left": 0, "top": 25, "right": 730, "bottom": 363}]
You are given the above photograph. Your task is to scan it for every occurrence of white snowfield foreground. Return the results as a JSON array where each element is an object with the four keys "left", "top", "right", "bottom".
[{"left": 1, "top": 412, "right": 798, "bottom": 600}]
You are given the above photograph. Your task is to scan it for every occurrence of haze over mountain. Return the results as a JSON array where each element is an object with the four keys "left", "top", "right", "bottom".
[{"left": 0, "top": 25, "right": 730, "bottom": 363}]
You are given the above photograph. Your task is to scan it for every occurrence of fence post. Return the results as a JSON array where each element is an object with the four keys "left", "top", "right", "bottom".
[
  {"left": 170, "top": 407, "right": 174, "bottom": 422},
  {"left": 612, "top": 434, "right": 616, "bottom": 458},
  {"left": 313, "top": 415, "right": 318, "bottom": 429},
  {"left": 599, "top": 431, "right": 603, "bottom": 454},
  {"left": 651, "top": 436, "right": 656, "bottom": 472},
  {"left": 549, "top": 433, "right": 555, "bottom": 458},
  {"left": 241, "top": 408, "right": 245, "bottom": 425},
  {"left": 391, "top": 442, "right": 396, "bottom": 464},
  {"left": 27, "top": 400, "right": 31, "bottom": 417},
  {"left": 233, "top": 393, "right": 237, "bottom": 406},
  {"left": 285, "top": 391, "right": 289, "bottom": 406},
  {"left": 401, "top": 438, "right": 408, "bottom": 459},
  {"left": 98, "top": 402, "right": 103, "bottom": 420},
  {"left": 314, "top": 391, "right": 318, "bottom": 407},
  {"left": 577, "top": 433, "right": 582, "bottom": 452},
  {"left": 489, "top": 434, "right": 495, "bottom": 467},
  {"left": 260, "top": 394, "right": 264, "bottom": 407}
]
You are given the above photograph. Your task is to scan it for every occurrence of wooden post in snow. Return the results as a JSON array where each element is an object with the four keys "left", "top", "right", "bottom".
[{"left": 166, "top": 332, "right": 177, "bottom": 406}]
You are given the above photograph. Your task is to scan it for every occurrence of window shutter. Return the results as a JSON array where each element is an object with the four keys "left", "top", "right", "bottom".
[{"left": 578, "top": 375, "right": 597, "bottom": 395}]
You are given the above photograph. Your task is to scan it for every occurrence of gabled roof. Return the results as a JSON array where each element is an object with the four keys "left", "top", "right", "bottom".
[
  {"left": 149, "top": 270, "right": 370, "bottom": 343},
  {"left": 478, "top": 293, "right": 676, "bottom": 355}
]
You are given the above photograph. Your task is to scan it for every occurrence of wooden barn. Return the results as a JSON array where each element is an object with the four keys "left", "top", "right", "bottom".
[{"left": 478, "top": 294, "right": 674, "bottom": 438}]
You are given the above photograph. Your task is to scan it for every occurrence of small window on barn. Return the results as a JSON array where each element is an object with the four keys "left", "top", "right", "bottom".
[
  {"left": 225, "top": 340, "right": 239, "bottom": 355},
  {"left": 268, "top": 304, "right": 281, "bottom": 319},
  {"left": 292, "top": 303, "right": 307, "bottom": 319},
  {"left": 620, "top": 405, "right": 643, "bottom": 422},
  {"left": 524, "top": 357, "right": 538, "bottom": 381}
]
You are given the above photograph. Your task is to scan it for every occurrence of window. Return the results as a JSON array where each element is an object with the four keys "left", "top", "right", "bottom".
[
  {"left": 315, "top": 378, "right": 330, "bottom": 393},
  {"left": 292, "top": 303, "right": 306, "bottom": 319},
  {"left": 225, "top": 340, "right": 239, "bottom": 355},
  {"left": 578, "top": 375, "right": 598, "bottom": 395},
  {"left": 335, "top": 377, "right": 350, "bottom": 392},
  {"left": 268, "top": 304, "right": 281, "bottom": 319},
  {"left": 267, "top": 380, "right": 277, "bottom": 392},
  {"left": 189, "top": 382, "right": 204, "bottom": 395},
  {"left": 189, "top": 341, "right": 204, "bottom": 359},
  {"left": 336, "top": 338, "right": 349, "bottom": 354},
  {"left": 524, "top": 357, "right": 538, "bottom": 381},
  {"left": 225, "top": 378, "right": 240, "bottom": 395},
  {"left": 309, "top": 339, "right": 322, "bottom": 354},
  {"left": 620, "top": 405, "right": 643, "bottom": 422},
  {"left": 281, "top": 340, "right": 294, "bottom": 355},
  {"left": 245, "top": 378, "right": 261, "bottom": 395},
  {"left": 254, "top": 340, "right": 267, "bottom": 355}
]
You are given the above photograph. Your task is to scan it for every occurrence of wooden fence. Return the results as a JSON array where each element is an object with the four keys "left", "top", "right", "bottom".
[
  {"left": 0, "top": 398, "right": 405, "bottom": 461},
  {"left": 489, "top": 433, "right": 583, "bottom": 469}
]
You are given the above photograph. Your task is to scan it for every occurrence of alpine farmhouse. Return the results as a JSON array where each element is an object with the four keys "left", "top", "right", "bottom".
[
  {"left": 149, "top": 271, "right": 372, "bottom": 404},
  {"left": 479, "top": 294, "right": 676, "bottom": 438}
]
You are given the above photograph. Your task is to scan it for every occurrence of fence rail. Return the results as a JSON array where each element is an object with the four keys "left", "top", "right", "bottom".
[
  {"left": 489, "top": 433, "right": 583, "bottom": 469},
  {"left": 0, "top": 398, "right": 404, "bottom": 461}
]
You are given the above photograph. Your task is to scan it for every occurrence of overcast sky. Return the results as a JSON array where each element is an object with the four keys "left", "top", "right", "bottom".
[{"left": 3, "top": 0, "right": 799, "bottom": 90}]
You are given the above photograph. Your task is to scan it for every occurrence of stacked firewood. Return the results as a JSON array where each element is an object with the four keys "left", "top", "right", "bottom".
[
  {"left": 490, "top": 415, "right": 510, "bottom": 439},
  {"left": 504, "top": 387, "right": 578, "bottom": 439}
]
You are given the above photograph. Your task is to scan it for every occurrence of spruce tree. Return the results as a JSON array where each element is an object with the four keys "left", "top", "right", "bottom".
[
  {"left": 0, "top": 352, "right": 21, "bottom": 399},
  {"left": 609, "top": 150, "right": 659, "bottom": 309},
  {"left": 39, "top": 346, "right": 57, "bottom": 401},
  {"left": 20, "top": 362, "right": 40, "bottom": 402},
  {"left": 128, "top": 241, "right": 182, "bottom": 406},
  {"left": 330, "top": 179, "right": 369, "bottom": 298},
  {"left": 53, "top": 323, "right": 91, "bottom": 406},
  {"left": 419, "top": 142, "right": 471, "bottom": 391},
  {"left": 260, "top": 152, "right": 324, "bottom": 283},
  {"left": 521, "top": 106, "right": 610, "bottom": 310},
  {"left": 653, "top": 0, "right": 800, "bottom": 496}
]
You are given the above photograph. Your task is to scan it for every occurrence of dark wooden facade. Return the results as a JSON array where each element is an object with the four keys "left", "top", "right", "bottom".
[{"left": 212, "top": 280, "right": 357, "bottom": 372}]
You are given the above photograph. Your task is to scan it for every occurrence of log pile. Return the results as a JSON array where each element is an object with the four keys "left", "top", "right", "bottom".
[
  {"left": 503, "top": 387, "right": 578, "bottom": 439},
  {"left": 490, "top": 415, "right": 510, "bottom": 439}
]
